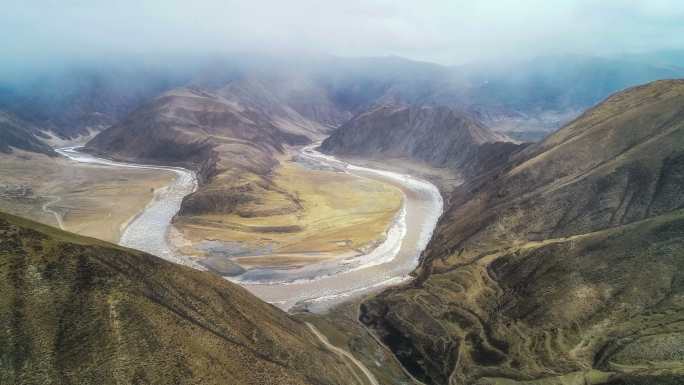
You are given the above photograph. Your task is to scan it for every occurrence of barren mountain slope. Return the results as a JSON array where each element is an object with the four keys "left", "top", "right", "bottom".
[
  {"left": 215, "top": 78, "right": 350, "bottom": 133},
  {"left": 0, "top": 211, "right": 367, "bottom": 385},
  {"left": 320, "top": 104, "right": 519, "bottom": 178},
  {"left": 361, "top": 80, "right": 684, "bottom": 384},
  {"left": 86, "top": 87, "right": 314, "bottom": 217}
]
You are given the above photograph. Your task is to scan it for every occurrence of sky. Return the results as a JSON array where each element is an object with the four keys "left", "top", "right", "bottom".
[{"left": 2, "top": 0, "right": 684, "bottom": 66}]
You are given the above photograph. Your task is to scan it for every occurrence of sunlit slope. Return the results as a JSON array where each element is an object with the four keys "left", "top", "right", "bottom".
[
  {"left": 0, "top": 211, "right": 361, "bottom": 385},
  {"left": 361, "top": 80, "right": 684, "bottom": 385}
]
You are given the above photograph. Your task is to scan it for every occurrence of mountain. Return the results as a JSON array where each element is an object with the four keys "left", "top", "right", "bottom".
[
  {"left": 0, "top": 64, "right": 191, "bottom": 139},
  {"left": 459, "top": 55, "right": 684, "bottom": 136},
  {"left": 0, "top": 111, "right": 55, "bottom": 156},
  {"left": 214, "top": 78, "right": 346, "bottom": 136},
  {"left": 0, "top": 210, "right": 363, "bottom": 384},
  {"left": 619, "top": 50, "right": 684, "bottom": 72},
  {"left": 360, "top": 80, "right": 684, "bottom": 384},
  {"left": 460, "top": 55, "right": 684, "bottom": 112},
  {"left": 3, "top": 53, "right": 683, "bottom": 141},
  {"left": 320, "top": 104, "right": 519, "bottom": 178},
  {"left": 86, "top": 85, "right": 325, "bottom": 217},
  {"left": 316, "top": 54, "right": 684, "bottom": 142}
]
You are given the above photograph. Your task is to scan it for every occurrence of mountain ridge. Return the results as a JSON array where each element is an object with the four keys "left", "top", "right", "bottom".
[
  {"left": 0, "top": 210, "right": 366, "bottom": 385},
  {"left": 320, "top": 104, "right": 519, "bottom": 179},
  {"left": 4, "top": 53, "right": 682, "bottom": 142},
  {"left": 359, "top": 79, "right": 684, "bottom": 385},
  {"left": 86, "top": 85, "right": 318, "bottom": 217}
]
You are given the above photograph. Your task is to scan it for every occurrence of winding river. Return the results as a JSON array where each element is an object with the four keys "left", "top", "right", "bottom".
[
  {"left": 56, "top": 145, "right": 443, "bottom": 312},
  {"left": 55, "top": 147, "right": 199, "bottom": 268}
]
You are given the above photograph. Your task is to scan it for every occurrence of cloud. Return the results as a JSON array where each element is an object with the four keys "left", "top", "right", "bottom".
[{"left": 1, "top": 0, "right": 683, "bottom": 65}]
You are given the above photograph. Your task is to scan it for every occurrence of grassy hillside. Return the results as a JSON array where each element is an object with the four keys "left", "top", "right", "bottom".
[
  {"left": 0, "top": 211, "right": 364, "bottom": 385},
  {"left": 360, "top": 80, "right": 684, "bottom": 384}
]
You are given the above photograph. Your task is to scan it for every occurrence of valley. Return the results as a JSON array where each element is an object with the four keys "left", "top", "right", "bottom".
[
  {"left": 360, "top": 80, "right": 684, "bottom": 385},
  {"left": 43, "top": 140, "right": 442, "bottom": 312},
  {"left": 2, "top": 40, "right": 684, "bottom": 384},
  {"left": 173, "top": 149, "right": 403, "bottom": 272},
  {"left": 0, "top": 80, "right": 449, "bottom": 314},
  {"left": 236, "top": 144, "right": 443, "bottom": 311}
]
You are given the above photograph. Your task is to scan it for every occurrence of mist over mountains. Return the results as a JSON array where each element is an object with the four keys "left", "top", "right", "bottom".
[{"left": 1, "top": 51, "right": 683, "bottom": 142}]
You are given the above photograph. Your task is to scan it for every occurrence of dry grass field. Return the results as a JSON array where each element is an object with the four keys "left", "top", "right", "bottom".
[
  {"left": 174, "top": 156, "right": 403, "bottom": 268},
  {"left": 0, "top": 150, "right": 174, "bottom": 242}
]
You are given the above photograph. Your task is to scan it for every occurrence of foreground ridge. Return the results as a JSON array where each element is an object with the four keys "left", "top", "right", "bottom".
[{"left": 0, "top": 211, "right": 363, "bottom": 385}]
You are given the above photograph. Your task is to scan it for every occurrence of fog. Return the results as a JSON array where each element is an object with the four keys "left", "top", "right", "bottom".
[{"left": 3, "top": 0, "right": 684, "bottom": 69}]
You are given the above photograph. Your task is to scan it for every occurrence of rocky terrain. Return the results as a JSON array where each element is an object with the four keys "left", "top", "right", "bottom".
[
  {"left": 360, "top": 80, "right": 684, "bottom": 384},
  {"left": 0, "top": 210, "right": 376, "bottom": 385}
]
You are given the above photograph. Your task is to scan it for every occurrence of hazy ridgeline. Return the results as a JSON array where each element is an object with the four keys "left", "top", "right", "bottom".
[{"left": 1, "top": 51, "right": 683, "bottom": 140}]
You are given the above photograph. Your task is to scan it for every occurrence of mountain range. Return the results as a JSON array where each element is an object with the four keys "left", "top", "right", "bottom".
[
  {"left": 2, "top": 52, "right": 683, "bottom": 143},
  {"left": 1, "top": 53, "right": 684, "bottom": 385}
]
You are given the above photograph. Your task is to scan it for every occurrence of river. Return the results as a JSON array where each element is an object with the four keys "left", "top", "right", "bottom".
[
  {"left": 56, "top": 145, "right": 443, "bottom": 312},
  {"left": 55, "top": 147, "right": 199, "bottom": 268}
]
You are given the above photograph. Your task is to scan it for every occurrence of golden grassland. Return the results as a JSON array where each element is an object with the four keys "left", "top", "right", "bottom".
[
  {"left": 0, "top": 150, "right": 174, "bottom": 243},
  {"left": 175, "top": 157, "right": 403, "bottom": 267}
]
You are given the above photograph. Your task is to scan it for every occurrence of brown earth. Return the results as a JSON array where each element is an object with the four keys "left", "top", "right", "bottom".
[
  {"left": 360, "top": 80, "right": 684, "bottom": 385},
  {"left": 0, "top": 150, "right": 174, "bottom": 243},
  {"left": 86, "top": 86, "right": 316, "bottom": 218}
]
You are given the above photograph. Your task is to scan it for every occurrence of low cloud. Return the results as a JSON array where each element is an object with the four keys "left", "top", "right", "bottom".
[{"left": 2, "top": 0, "right": 684, "bottom": 66}]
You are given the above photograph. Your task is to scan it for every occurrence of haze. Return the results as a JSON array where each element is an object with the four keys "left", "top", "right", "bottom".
[{"left": 3, "top": 0, "right": 684, "bottom": 68}]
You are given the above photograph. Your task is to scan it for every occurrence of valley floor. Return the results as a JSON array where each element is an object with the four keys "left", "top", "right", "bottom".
[
  {"left": 0, "top": 150, "right": 175, "bottom": 243},
  {"left": 173, "top": 151, "right": 403, "bottom": 271},
  {"left": 0, "top": 146, "right": 403, "bottom": 272}
]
